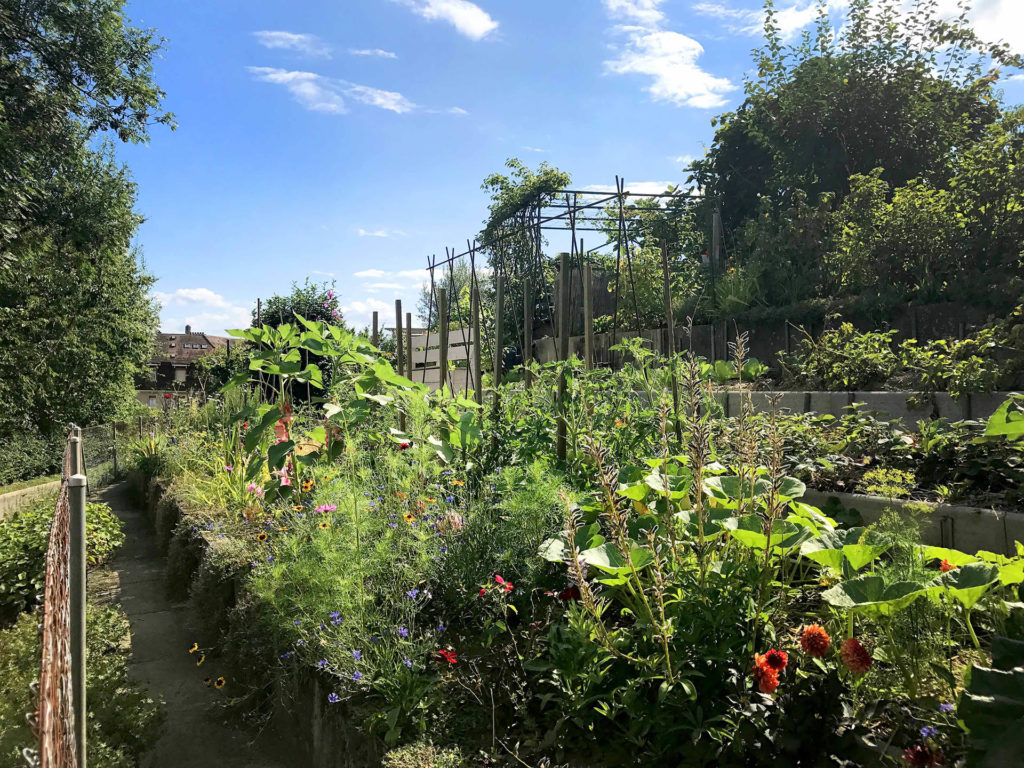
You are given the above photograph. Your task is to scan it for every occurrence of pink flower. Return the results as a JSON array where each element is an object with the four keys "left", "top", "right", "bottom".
[
  {"left": 224, "top": 465, "right": 233, "bottom": 472},
  {"left": 246, "top": 483, "right": 265, "bottom": 499},
  {"left": 280, "top": 476, "right": 292, "bottom": 488}
]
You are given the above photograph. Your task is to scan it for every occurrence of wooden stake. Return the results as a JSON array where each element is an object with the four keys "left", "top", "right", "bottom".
[
  {"left": 583, "top": 262, "right": 594, "bottom": 370},
  {"left": 438, "top": 287, "right": 449, "bottom": 393},
  {"left": 405, "top": 312, "right": 413, "bottom": 386},
  {"left": 557, "top": 252, "right": 570, "bottom": 463},
  {"left": 523, "top": 282, "right": 533, "bottom": 388},
  {"left": 661, "top": 241, "right": 682, "bottom": 445},
  {"left": 395, "top": 300, "right": 404, "bottom": 377},
  {"left": 472, "top": 286, "right": 483, "bottom": 405},
  {"left": 372, "top": 311, "right": 379, "bottom": 347},
  {"left": 493, "top": 274, "right": 504, "bottom": 405}
]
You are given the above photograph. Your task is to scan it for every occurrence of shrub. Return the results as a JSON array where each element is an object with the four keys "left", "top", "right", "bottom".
[
  {"left": 0, "top": 605, "right": 163, "bottom": 767},
  {"left": 0, "top": 499, "right": 125, "bottom": 622},
  {"left": 382, "top": 740, "right": 465, "bottom": 768},
  {"left": 0, "top": 426, "right": 64, "bottom": 486}
]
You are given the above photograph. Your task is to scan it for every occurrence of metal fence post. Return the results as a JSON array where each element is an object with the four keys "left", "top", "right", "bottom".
[
  {"left": 69, "top": 472, "right": 88, "bottom": 768},
  {"left": 438, "top": 287, "right": 449, "bottom": 393},
  {"left": 556, "top": 253, "right": 570, "bottom": 464}
]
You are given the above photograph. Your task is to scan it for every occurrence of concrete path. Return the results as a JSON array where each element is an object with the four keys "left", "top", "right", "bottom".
[{"left": 99, "top": 482, "right": 289, "bottom": 768}]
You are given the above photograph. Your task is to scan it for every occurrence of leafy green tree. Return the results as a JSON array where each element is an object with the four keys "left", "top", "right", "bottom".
[
  {"left": 0, "top": 0, "right": 171, "bottom": 481},
  {"left": 417, "top": 261, "right": 490, "bottom": 331}
]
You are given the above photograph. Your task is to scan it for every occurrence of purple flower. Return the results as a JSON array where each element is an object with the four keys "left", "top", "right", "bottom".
[
  {"left": 327, "top": 692, "right": 340, "bottom": 704},
  {"left": 352, "top": 650, "right": 362, "bottom": 660},
  {"left": 317, "top": 659, "right": 328, "bottom": 667},
  {"left": 403, "top": 657, "right": 413, "bottom": 668},
  {"left": 920, "top": 726, "right": 939, "bottom": 739},
  {"left": 388, "top": 523, "right": 398, "bottom": 528},
  {"left": 437, "top": 624, "right": 445, "bottom": 633},
  {"left": 280, "top": 652, "right": 292, "bottom": 659},
  {"left": 352, "top": 671, "right": 363, "bottom": 681},
  {"left": 407, "top": 589, "right": 420, "bottom": 600},
  {"left": 294, "top": 620, "right": 301, "bottom": 627},
  {"left": 445, "top": 495, "right": 455, "bottom": 503},
  {"left": 398, "top": 627, "right": 409, "bottom": 638},
  {"left": 267, "top": 555, "right": 275, "bottom": 562},
  {"left": 329, "top": 611, "right": 341, "bottom": 620},
  {"left": 939, "top": 702, "right": 954, "bottom": 712}
]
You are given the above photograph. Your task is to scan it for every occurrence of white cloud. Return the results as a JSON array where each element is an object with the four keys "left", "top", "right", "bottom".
[
  {"left": 671, "top": 154, "right": 696, "bottom": 166},
  {"left": 366, "top": 282, "right": 408, "bottom": 291},
  {"left": 346, "top": 84, "right": 416, "bottom": 113},
  {"left": 603, "top": 0, "right": 736, "bottom": 109},
  {"left": 397, "top": 0, "right": 498, "bottom": 40},
  {"left": 357, "top": 227, "right": 410, "bottom": 238},
  {"left": 248, "top": 68, "right": 417, "bottom": 114},
  {"left": 253, "top": 31, "right": 332, "bottom": 57},
  {"left": 692, "top": 1, "right": 839, "bottom": 39},
  {"left": 603, "top": 0, "right": 666, "bottom": 26},
  {"left": 248, "top": 67, "right": 346, "bottom": 113},
  {"left": 354, "top": 269, "right": 389, "bottom": 278},
  {"left": 523, "top": 145, "right": 548, "bottom": 152},
  {"left": 605, "top": 29, "right": 737, "bottom": 108},
  {"left": 340, "top": 298, "right": 394, "bottom": 331},
  {"left": 448, "top": 106, "right": 468, "bottom": 115},
  {"left": 349, "top": 48, "right": 398, "bottom": 59},
  {"left": 153, "top": 288, "right": 251, "bottom": 336}
]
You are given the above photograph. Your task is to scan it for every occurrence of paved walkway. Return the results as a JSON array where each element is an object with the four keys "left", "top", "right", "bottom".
[{"left": 99, "top": 482, "right": 288, "bottom": 768}]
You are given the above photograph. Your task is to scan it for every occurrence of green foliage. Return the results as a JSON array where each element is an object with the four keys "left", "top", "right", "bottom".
[
  {"left": 0, "top": 499, "right": 125, "bottom": 621},
  {"left": 0, "top": 605, "right": 164, "bottom": 767},
  {"left": 382, "top": 740, "right": 466, "bottom": 768}
]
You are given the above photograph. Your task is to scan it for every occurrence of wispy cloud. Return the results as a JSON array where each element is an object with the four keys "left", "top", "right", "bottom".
[
  {"left": 523, "top": 145, "right": 548, "bottom": 152},
  {"left": 247, "top": 68, "right": 416, "bottom": 114},
  {"left": 253, "top": 31, "right": 332, "bottom": 57},
  {"left": 349, "top": 48, "right": 398, "bottom": 59},
  {"left": 602, "top": 0, "right": 736, "bottom": 109},
  {"left": 153, "top": 287, "right": 251, "bottom": 336},
  {"left": 447, "top": 106, "right": 468, "bottom": 115},
  {"left": 366, "top": 282, "right": 408, "bottom": 292},
  {"left": 357, "top": 227, "right": 409, "bottom": 238},
  {"left": 396, "top": 0, "right": 499, "bottom": 40},
  {"left": 340, "top": 297, "right": 394, "bottom": 330},
  {"left": 671, "top": 154, "right": 696, "bottom": 166},
  {"left": 692, "top": 1, "right": 838, "bottom": 39}
]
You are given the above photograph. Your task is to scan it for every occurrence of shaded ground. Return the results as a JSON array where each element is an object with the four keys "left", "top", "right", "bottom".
[{"left": 97, "top": 481, "right": 288, "bottom": 768}]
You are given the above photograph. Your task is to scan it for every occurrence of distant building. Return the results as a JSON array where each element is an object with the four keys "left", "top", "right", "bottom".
[{"left": 137, "top": 324, "right": 231, "bottom": 408}]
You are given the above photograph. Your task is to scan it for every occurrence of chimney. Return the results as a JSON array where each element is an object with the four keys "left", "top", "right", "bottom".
[{"left": 185, "top": 324, "right": 191, "bottom": 334}]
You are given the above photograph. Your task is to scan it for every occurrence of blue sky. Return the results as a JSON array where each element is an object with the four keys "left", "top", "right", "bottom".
[{"left": 120, "top": 0, "right": 1024, "bottom": 334}]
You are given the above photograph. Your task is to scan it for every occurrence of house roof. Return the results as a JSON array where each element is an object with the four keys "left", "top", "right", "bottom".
[{"left": 152, "top": 330, "right": 231, "bottom": 365}]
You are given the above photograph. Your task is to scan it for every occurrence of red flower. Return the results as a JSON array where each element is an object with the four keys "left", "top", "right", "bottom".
[
  {"left": 556, "top": 586, "right": 581, "bottom": 602},
  {"left": 435, "top": 649, "right": 457, "bottom": 665},
  {"left": 494, "top": 574, "right": 514, "bottom": 593},
  {"left": 164, "top": 393, "right": 173, "bottom": 399},
  {"left": 494, "top": 575, "right": 506, "bottom": 586},
  {"left": 478, "top": 587, "right": 486, "bottom": 597},
  {"left": 902, "top": 744, "right": 942, "bottom": 767},
  {"left": 939, "top": 559, "right": 955, "bottom": 573},
  {"left": 398, "top": 442, "right": 411, "bottom": 451},
  {"left": 840, "top": 637, "right": 873, "bottom": 675},
  {"left": 762, "top": 649, "right": 788, "bottom": 672},
  {"left": 800, "top": 624, "right": 831, "bottom": 657},
  {"left": 753, "top": 661, "right": 780, "bottom": 694}
]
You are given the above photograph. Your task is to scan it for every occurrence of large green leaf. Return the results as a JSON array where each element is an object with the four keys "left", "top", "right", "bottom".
[
  {"left": 722, "top": 515, "right": 811, "bottom": 552},
  {"left": 244, "top": 406, "right": 281, "bottom": 453},
  {"left": 934, "top": 562, "right": 1000, "bottom": 610},
  {"left": 801, "top": 528, "right": 890, "bottom": 572},
  {"left": 919, "top": 545, "right": 978, "bottom": 568},
  {"left": 580, "top": 542, "right": 653, "bottom": 574},
  {"left": 644, "top": 469, "right": 691, "bottom": 499},
  {"left": 821, "top": 575, "right": 930, "bottom": 618}
]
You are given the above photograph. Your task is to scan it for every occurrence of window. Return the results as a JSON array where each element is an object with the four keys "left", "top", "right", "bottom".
[
  {"left": 183, "top": 343, "right": 191, "bottom": 348},
  {"left": 201, "top": 344, "right": 207, "bottom": 348},
  {"left": 169, "top": 342, "right": 175, "bottom": 347},
  {"left": 148, "top": 397, "right": 156, "bottom": 407}
]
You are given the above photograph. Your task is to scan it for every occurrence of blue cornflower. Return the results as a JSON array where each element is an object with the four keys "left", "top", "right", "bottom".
[
  {"left": 352, "top": 671, "right": 363, "bottom": 681},
  {"left": 280, "top": 652, "right": 292, "bottom": 659},
  {"left": 439, "top": 546, "right": 447, "bottom": 553},
  {"left": 437, "top": 624, "right": 445, "bottom": 633},
  {"left": 317, "top": 659, "right": 328, "bottom": 667},
  {"left": 327, "top": 692, "right": 340, "bottom": 703},
  {"left": 407, "top": 589, "right": 420, "bottom": 600},
  {"left": 403, "top": 657, "right": 413, "bottom": 668},
  {"left": 445, "top": 495, "right": 455, "bottom": 503},
  {"left": 329, "top": 611, "right": 341, "bottom": 620},
  {"left": 267, "top": 555, "right": 275, "bottom": 562},
  {"left": 319, "top": 623, "right": 327, "bottom": 631},
  {"left": 294, "top": 620, "right": 301, "bottom": 626},
  {"left": 388, "top": 523, "right": 398, "bottom": 528},
  {"left": 939, "top": 702, "right": 954, "bottom": 712},
  {"left": 398, "top": 627, "right": 409, "bottom": 638},
  {"left": 352, "top": 650, "right": 362, "bottom": 660},
  {"left": 920, "top": 726, "right": 939, "bottom": 739}
]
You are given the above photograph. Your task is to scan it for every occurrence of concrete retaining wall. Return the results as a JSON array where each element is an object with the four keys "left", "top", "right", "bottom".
[
  {"left": 803, "top": 489, "right": 1024, "bottom": 556},
  {"left": 0, "top": 480, "right": 59, "bottom": 521},
  {"left": 721, "top": 390, "right": 1020, "bottom": 428}
]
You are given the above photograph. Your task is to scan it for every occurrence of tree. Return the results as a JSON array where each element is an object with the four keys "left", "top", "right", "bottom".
[
  {"left": 688, "top": 0, "right": 1022, "bottom": 309},
  {"left": 0, "top": 0, "right": 171, "bottom": 481},
  {"left": 416, "top": 261, "right": 490, "bottom": 332}
]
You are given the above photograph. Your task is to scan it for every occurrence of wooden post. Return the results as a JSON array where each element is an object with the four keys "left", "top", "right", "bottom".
[
  {"left": 395, "top": 300, "right": 404, "bottom": 377},
  {"left": 523, "top": 283, "right": 533, "bottom": 388},
  {"left": 493, "top": 274, "right": 504, "bottom": 403},
  {"left": 472, "top": 286, "right": 483, "bottom": 405},
  {"left": 372, "top": 311, "right": 379, "bottom": 347},
  {"left": 112, "top": 422, "right": 118, "bottom": 475},
  {"left": 405, "top": 312, "right": 413, "bottom": 385},
  {"left": 557, "top": 253, "right": 570, "bottom": 463},
  {"left": 712, "top": 208, "right": 722, "bottom": 270},
  {"left": 583, "top": 262, "right": 594, "bottom": 370},
  {"left": 438, "top": 287, "right": 449, "bottom": 393},
  {"left": 661, "top": 242, "right": 683, "bottom": 444},
  {"left": 138, "top": 415, "right": 143, "bottom": 439}
]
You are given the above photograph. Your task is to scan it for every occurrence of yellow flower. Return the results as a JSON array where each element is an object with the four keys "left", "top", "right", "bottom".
[
  {"left": 214, "top": 676, "right": 226, "bottom": 689},
  {"left": 278, "top": 526, "right": 288, "bottom": 532},
  {"left": 188, "top": 642, "right": 199, "bottom": 654},
  {"left": 293, "top": 505, "right": 304, "bottom": 512},
  {"left": 403, "top": 513, "right": 416, "bottom": 523},
  {"left": 256, "top": 532, "right": 269, "bottom": 543},
  {"left": 302, "top": 480, "right": 314, "bottom": 492},
  {"left": 451, "top": 479, "right": 464, "bottom": 487},
  {"left": 202, "top": 677, "right": 212, "bottom": 687},
  {"left": 196, "top": 654, "right": 205, "bottom": 667},
  {"left": 425, "top": 497, "right": 436, "bottom": 504},
  {"left": 318, "top": 521, "right": 330, "bottom": 530}
]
